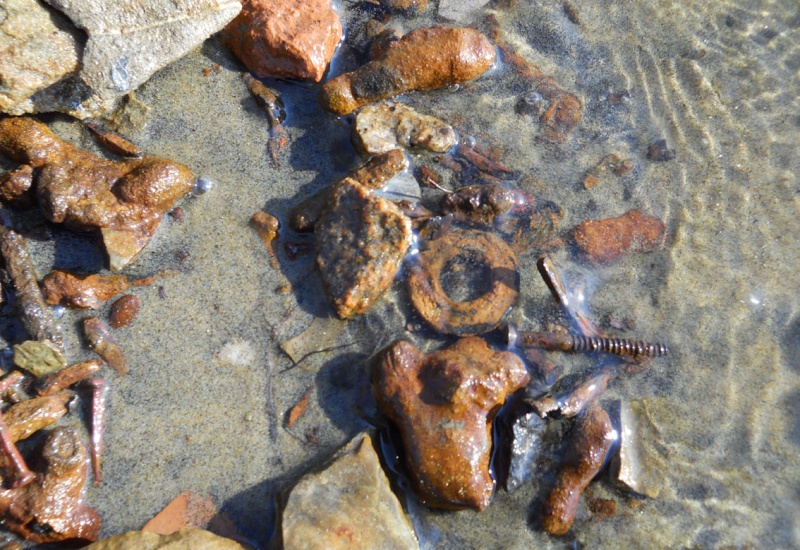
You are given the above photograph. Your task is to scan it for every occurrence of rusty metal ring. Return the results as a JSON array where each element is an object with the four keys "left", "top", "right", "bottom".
[{"left": 407, "top": 228, "right": 519, "bottom": 335}]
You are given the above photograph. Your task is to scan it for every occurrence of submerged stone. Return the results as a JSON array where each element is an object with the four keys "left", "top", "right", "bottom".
[
  {"left": 373, "top": 337, "right": 530, "bottom": 510},
  {"left": 320, "top": 26, "right": 496, "bottom": 115},
  {"left": 315, "top": 178, "right": 412, "bottom": 319},
  {"left": 353, "top": 102, "right": 458, "bottom": 155},
  {"left": 282, "top": 432, "right": 419, "bottom": 550}
]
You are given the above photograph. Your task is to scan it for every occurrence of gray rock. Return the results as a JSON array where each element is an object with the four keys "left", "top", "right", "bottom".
[
  {"left": 30, "top": 0, "right": 240, "bottom": 117},
  {"left": 438, "top": 0, "right": 491, "bottom": 23},
  {"left": 0, "top": 0, "right": 80, "bottom": 113},
  {"left": 282, "top": 432, "right": 419, "bottom": 550}
]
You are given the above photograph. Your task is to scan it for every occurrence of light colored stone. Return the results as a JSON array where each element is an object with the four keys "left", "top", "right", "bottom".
[
  {"left": 0, "top": 0, "right": 80, "bottom": 112},
  {"left": 85, "top": 529, "right": 245, "bottom": 549},
  {"left": 12, "top": 339, "right": 67, "bottom": 376},
  {"left": 33, "top": 0, "right": 240, "bottom": 115},
  {"left": 353, "top": 101, "right": 458, "bottom": 155},
  {"left": 613, "top": 400, "right": 665, "bottom": 498},
  {"left": 282, "top": 432, "right": 419, "bottom": 550},
  {"left": 438, "top": 0, "right": 491, "bottom": 22}
]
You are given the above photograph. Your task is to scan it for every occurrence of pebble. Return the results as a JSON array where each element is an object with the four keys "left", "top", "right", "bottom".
[
  {"left": 572, "top": 209, "right": 666, "bottom": 264},
  {"left": 282, "top": 433, "right": 419, "bottom": 550},
  {"left": 222, "top": 0, "right": 341, "bottom": 82},
  {"left": 353, "top": 101, "right": 458, "bottom": 155}
]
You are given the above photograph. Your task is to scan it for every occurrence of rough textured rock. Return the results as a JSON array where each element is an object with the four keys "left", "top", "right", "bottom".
[
  {"left": 0, "top": 0, "right": 80, "bottom": 113},
  {"left": 373, "top": 337, "right": 530, "bottom": 510},
  {"left": 291, "top": 149, "right": 408, "bottom": 233},
  {"left": 42, "top": 0, "right": 240, "bottom": 108},
  {"left": 353, "top": 102, "right": 458, "bottom": 155},
  {"left": 320, "top": 26, "right": 496, "bottom": 115},
  {"left": 572, "top": 209, "right": 666, "bottom": 264},
  {"left": 85, "top": 529, "right": 245, "bottom": 549},
  {"left": 222, "top": 0, "right": 342, "bottom": 82},
  {"left": 315, "top": 178, "right": 412, "bottom": 319},
  {"left": 0, "top": 117, "right": 195, "bottom": 270},
  {"left": 12, "top": 339, "right": 66, "bottom": 376},
  {"left": 282, "top": 433, "right": 419, "bottom": 550}
]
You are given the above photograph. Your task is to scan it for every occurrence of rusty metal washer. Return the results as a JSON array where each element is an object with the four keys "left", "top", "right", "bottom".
[{"left": 407, "top": 228, "right": 519, "bottom": 335}]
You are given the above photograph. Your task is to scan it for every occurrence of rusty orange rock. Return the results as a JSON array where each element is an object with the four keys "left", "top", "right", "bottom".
[
  {"left": 541, "top": 402, "right": 614, "bottom": 535},
  {"left": 373, "top": 337, "right": 529, "bottom": 510},
  {"left": 320, "top": 26, "right": 496, "bottom": 115},
  {"left": 222, "top": 0, "right": 342, "bottom": 82},
  {"left": 572, "top": 210, "right": 666, "bottom": 264}
]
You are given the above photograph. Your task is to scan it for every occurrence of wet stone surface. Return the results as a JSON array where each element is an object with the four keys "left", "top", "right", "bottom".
[
  {"left": 315, "top": 178, "right": 412, "bottom": 319},
  {"left": 282, "top": 432, "right": 419, "bottom": 549},
  {"left": 372, "top": 337, "right": 529, "bottom": 510}
]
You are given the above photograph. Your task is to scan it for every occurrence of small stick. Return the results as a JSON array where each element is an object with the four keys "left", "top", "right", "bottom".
[
  {"left": 0, "top": 408, "right": 34, "bottom": 488},
  {"left": 81, "top": 377, "right": 107, "bottom": 485}
]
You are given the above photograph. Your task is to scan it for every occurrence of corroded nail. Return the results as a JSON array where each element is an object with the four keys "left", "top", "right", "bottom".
[
  {"left": 0, "top": 409, "right": 34, "bottom": 488},
  {"left": 81, "top": 377, "right": 107, "bottom": 485}
]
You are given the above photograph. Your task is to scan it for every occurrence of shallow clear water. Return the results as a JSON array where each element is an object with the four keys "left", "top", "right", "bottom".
[{"left": 3, "top": 0, "right": 800, "bottom": 548}]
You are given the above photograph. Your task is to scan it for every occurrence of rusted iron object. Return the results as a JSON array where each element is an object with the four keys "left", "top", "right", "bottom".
[
  {"left": 81, "top": 377, "right": 107, "bottom": 485},
  {"left": 505, "top": 325, "right": 669, "bottom": 358},
  {"left": 41, "top": 270, "right": 155, "bottom": 310},
  {"left": 486, "top": 15, "right": 582, "bottom": 143},
  {"left": 541, "top": 403, "right": 615, "bottom": 535},
  {"left": 4, "top": 392, "right": 71, "bottom": 443},
  {"left": 407, "top": 228, "right": 519, "bottom": 335},
  {"left": 0, "top": 408, "right": 34, "bottom": 489},
  {"left": 83, "top": 317, "right": 127, "bottom": 375},
  {"left": 0, "top": 427, "right": 101, "bottom": 544},
  {"left": 84, "top": 123, "right": 143, "bottom": 158},
  {"left": 35, "top": 359, "right": 104, "bottom": 397},
  {"left": 373, "top": 337, "right": 529, "bottom": 510},
  {"left": 528, "top": 370, "right": 614, "bottom": 419},
  {"left": 243, "top": 73, "right": 286, "bottom": 167},
  {"left": 0, "top": 211, "right": 63, "bottom": 350}
]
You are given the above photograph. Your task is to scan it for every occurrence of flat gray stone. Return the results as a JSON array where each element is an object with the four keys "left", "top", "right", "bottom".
[
  {"left": 34, "top": 0, "right": 241, "bottom": 116},
  {"left": 282, "top": 432, "right": 419, "bottom": 550},
  {"left": 0, "top": 0, "right": 80, "bottom": 113},
  {"left": 438, "top": 0, "right": 491, "bottom": 22}
]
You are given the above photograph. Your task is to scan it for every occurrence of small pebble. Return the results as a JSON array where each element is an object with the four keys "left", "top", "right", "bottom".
[{"left": 108, "top": 295, "right": 140, "bottom": 329}]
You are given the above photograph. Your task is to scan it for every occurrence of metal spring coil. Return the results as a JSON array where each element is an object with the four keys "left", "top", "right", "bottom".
[{"left": 568, "top": 335, "right": 669, "bottom": 357}]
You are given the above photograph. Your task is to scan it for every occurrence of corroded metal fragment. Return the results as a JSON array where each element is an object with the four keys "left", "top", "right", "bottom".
[{"left": 83, "top": 317, "right": 127, "bottom": 375}]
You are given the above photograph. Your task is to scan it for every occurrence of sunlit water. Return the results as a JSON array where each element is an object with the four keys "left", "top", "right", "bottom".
[{"left": 2, "top": 0, "right": 798, "bottom": 548}]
